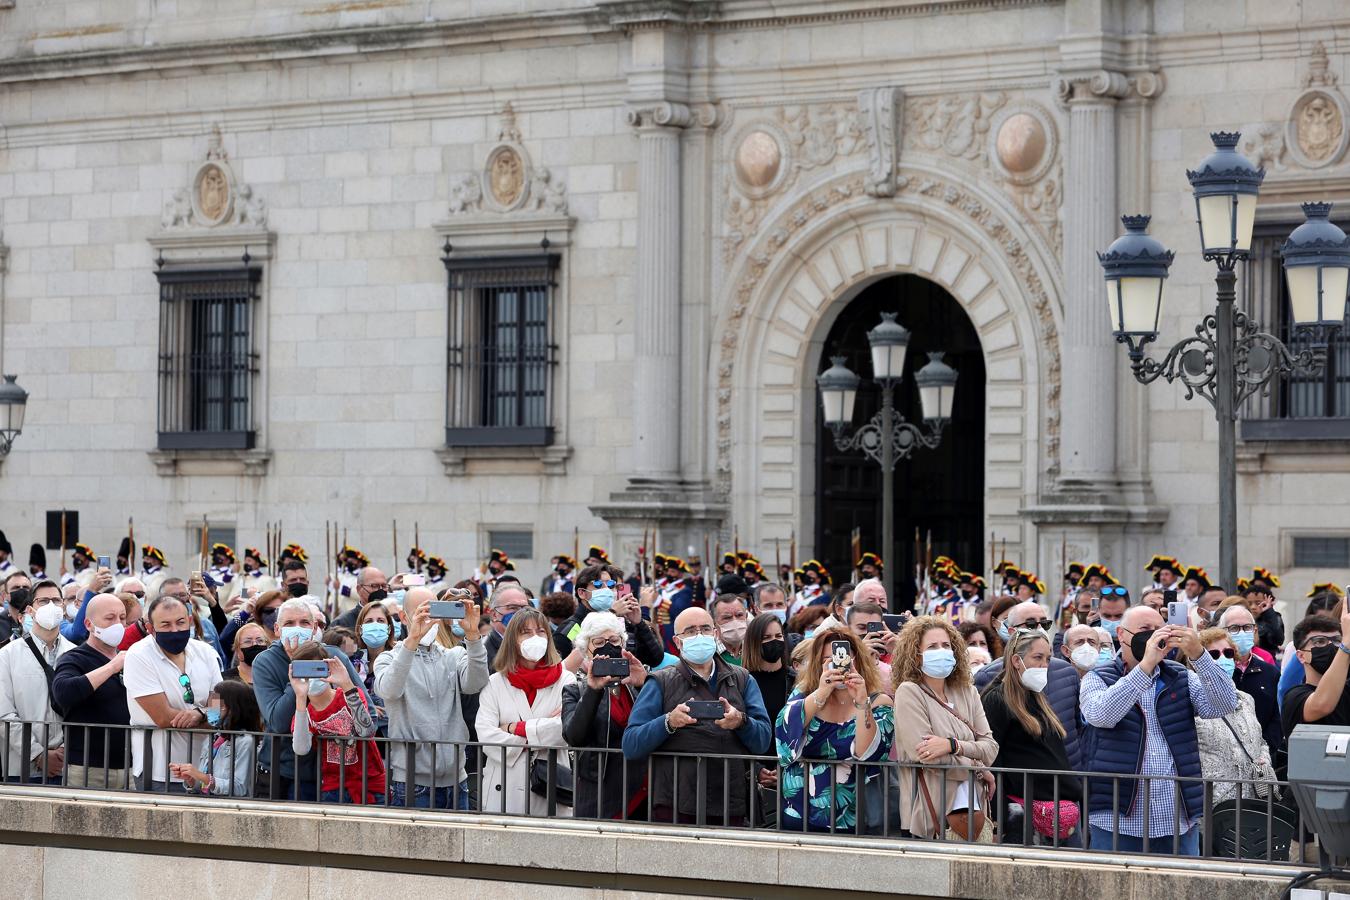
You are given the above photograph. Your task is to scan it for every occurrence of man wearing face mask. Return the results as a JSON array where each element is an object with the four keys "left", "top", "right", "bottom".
[
  {"left": 1080, "top": 604, "right": 1237, "bottom": 854},
  {"left": 123, "top": 593, "right": 223, "bottom": 791},
  {"left": 0, "top": 580, "right": 75, "bottom": 782},
  {"left": 333, "top": 566, "right": 388, "bottom": 630},
  {"left": 1061, "top": 624, "right": 1108, "bottom": 677},
  {"left": 280, "top": 560, "right": 310, "bottom": 600},
  {"left": 561, "top": 564, "right": 663, "bottom": 668},
  {"left": 712, "top": 594, "right": 751, "bottom": 666},
  {"left": 622, "top": 607, "right": 771, "bottom": 825},
  {"left": 1, "top": 571, "right": 33, "bottom": 647},
  {"left": 52, "top": 593, "right": 130, "bottom": 788},
  {"left": 975, "top": 599, "right": 1083, "bottom": 768},
  {"left": 1217, "top": 604, "right": 1281, "bottom": 755},
  {"left": 1281, "top": 612, "right": 1350, "bottom": 740}
]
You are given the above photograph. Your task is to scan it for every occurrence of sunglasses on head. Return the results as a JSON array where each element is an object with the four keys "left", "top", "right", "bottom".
[
  {"left": 1101, "top": 587, "right": 1129, "bottom": 598},
  {"left": 1208, "top": 648, "right": 1235, "bottom": 659}
]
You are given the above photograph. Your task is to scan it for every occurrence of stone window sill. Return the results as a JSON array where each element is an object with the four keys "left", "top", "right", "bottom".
[
  {"left": 148, "top": 449, "right": 271, "bottom": 477},
  {"left": 435, "top": 444, "right": 570, "bottom": 477}
]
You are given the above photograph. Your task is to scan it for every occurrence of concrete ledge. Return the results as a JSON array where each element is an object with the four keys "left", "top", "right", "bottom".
[{"left": 0, "top": 787, "right": 1318, "bottom": 899}]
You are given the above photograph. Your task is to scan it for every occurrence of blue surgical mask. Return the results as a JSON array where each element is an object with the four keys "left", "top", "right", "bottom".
[
  {"left": 281, "top": 625, "right": 312, "bottom": 646},
  {"left": 451, "top": 623, "right": 466, "bottom": 638},
  {"left": 1231, "top": 631, "right": 1255, "bottom": 656},
  {"left": 766, "top": 608, "right": 787, "bottom": 624},
  {"left": 392, "top": 589, "right": 406, "bottom": 605},
  {"left": 392, "top": 620, "right": 405, "bottom": 640},
  {"left": 1100, "top": 617, "right": 1120, "bottom": 637},
  {"left": 921, "top": 648, "right": 957, "bottom": 679},
  {"left": 205, "top": 708, "right": 223, "bottom": 728},
  {"left": 501, "top": 612, "right": 515, "bottom": 627},
  {"left": 588, "top": 588, "right": 617, "bottom": 612},
  {"left": 1096, "top": 647, "right": 1115, "bottom": 667},
  {"left": 360, "top": 623, "right": 389, "bottom": 648},
  {"left": 679, "top": 634, "right": 718, "bottom": 665},
  {"left": 1214, "top": 654, "right": 1236, "bottom": 677},
  {"left": 996, "top": 620, "right": 1010, "bottom": 641},
  {"left": 21, "top": 614, "right": 34, "bottom": 635},
  {"left": 803, "top": 628, "right": 816, "bottom": 640}
]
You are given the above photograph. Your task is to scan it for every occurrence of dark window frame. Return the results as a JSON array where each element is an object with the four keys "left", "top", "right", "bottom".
[
  {"left": 155, "top": 264, "right": 261, "bottom": 451},
  {"left": 443, "top": 252, "right": 560, "bottom": 447},
  {"left": 1240, "top": 221, "right": 1350, "bottom": 441}
]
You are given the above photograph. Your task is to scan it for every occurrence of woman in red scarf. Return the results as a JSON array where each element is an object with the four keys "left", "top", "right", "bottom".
[
  {"left": 476, "top": 607, "right": 577, "bottom": 815},
  {"left": 561, "top": 611, "right": 651, "bottom": 820}
]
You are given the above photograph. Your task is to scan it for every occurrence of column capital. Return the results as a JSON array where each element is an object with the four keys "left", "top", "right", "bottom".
[
  {"left": 1054, "top": 69, "right": 1166, "bottom": 109},
  {"left": 627, "top": 101, "right": 694, "bottom": 130}
]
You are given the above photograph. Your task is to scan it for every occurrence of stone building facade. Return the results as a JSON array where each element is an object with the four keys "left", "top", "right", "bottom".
[{"left": 0, "top": 0, "right": 1347, "bottom": 601}]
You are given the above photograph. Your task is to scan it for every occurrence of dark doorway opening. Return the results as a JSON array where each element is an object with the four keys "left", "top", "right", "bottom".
[{"left": 813, "top": 275, "right": 986, "bottom": 611}]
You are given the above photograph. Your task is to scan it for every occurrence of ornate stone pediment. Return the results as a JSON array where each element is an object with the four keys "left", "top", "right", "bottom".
[
  {"left": 161, "top": 126, "right": 267, "bottom": 232},
  {"left": 446, "top": 103, "right": 568, "bottom": 218},
  {"left": 1285, "top": 42, "right": 1349, "bottom": 170}
]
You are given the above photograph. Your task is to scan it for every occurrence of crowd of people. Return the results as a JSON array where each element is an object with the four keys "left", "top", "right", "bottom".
[{"left": 0, "top": 532, "right": 1339, "bottom": 860}]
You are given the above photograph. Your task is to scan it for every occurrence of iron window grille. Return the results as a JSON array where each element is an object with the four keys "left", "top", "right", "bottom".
[
  {"left": 443, "top": 247, "right": 560, "bottom": 447},
  {"left": 1241, "top": 225, "right": 1350, "bottom": 440},
  {"left": 155, "top": 261, "right": 261, "bottom": 450}
]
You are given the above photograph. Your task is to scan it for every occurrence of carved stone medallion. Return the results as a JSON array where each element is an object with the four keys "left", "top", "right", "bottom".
[
  {"left": 735, "top": 130, "right": 782, "bottom": 190},
  {"left": 996, "top": 113, "right": 1047, "bottom": 175},
  {"left": 195, "top": 163, "right": 232, "bottom": 225},
  {"left": 1291, "top": 91, "right": 1345, "bottom": 167},
  {"left": 487, "top": 146, "right": 526, "bottom": 208}
]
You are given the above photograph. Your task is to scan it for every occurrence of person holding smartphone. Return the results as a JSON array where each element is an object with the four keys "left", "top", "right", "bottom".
[
  {"left": 290, "top": 645, "right": 385, "bottom": 805},
  {"left": 560, "top": 564, "right": 664, "bottom": 669}
]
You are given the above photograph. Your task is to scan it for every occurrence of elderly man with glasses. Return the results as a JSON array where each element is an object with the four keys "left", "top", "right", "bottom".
[{"left": 1216, "top": 604, "right": 1281, "bottom": 754}]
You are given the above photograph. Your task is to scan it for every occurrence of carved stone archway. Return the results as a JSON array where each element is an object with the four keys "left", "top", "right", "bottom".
[{"left": 713, "top": 163, "right": 1064, "bottom": 566}]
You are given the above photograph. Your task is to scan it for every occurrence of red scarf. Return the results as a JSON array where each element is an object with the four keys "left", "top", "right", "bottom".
[
  {"left": 608, "top": 686, "right": 635, "bottom": 727},
  {"left": 506, "top": 662, "right": 563, "bottom": 706}
]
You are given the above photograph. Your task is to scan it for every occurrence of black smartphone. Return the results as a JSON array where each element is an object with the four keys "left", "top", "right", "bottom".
[
  {"left": 428, "top": 600, "right": 466, "bottom": 619},
  {"left": 290, "top": 660, "right": 329, "bottom": 679},
  {"left": 97, "top": 555, "right": 111, "bottom": 570},
  {"left": 686, "top": 700, "right": 725, "bottom": 720},
  {"left": 1162, "top": 589, "right": 1177, "bottom": 605},
  {"left": 591, "top": 657, "right": 630, "bottom": 678},
  {"left": 882, "top": 614, "right": 905, "bottom": 632},
  {"left": 865, "top": 621, "right": 886, "bottom": 634}
]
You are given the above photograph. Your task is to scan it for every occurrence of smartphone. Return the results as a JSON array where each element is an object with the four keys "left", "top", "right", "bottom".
[
  {"left": 617, "top": 582, "right": 633, "bottom": 601},
  {"left": 97, "top": 555, "right": 111, "bottom": 570},
  {"left": 1162, "top": 588, "right": 1177, "bottom": 605},
  {"left": 428, "top": 600, "right": 466, "bottom": 619},
  {"left": 686, "top": 700, "right": 725, "bottom": 721},
  {"left": 865, "top": 621, "right": 885, "bottom": 634},
  {"left": 1167, "top": 600, "right": 1189, "bottom": 627},
  {"left": 191, "top": 570, "right": 202, "bottom": 581},
  {"left": 290, "top": 660, "right": 329, "bottom": 679},
  {"left": 1090, "top": 592, "right": 1100, "bottom": 611},
  {"left": 405, "top": 573, "right": 426, "bottom": 587},
  {"left": 591, "top": 657, "right": 630, "bottom": 678},
  {"left": 882, "top": 613, "right": 905, "bottom": 632},
  {"left": 830, "top": 640, "right": 853, "bottom": 680}
]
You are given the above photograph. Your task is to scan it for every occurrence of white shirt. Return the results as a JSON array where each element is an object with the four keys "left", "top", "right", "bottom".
[
  {"left": 0, "top": 631, "right": 74, "bottom": 776},
  {"left": 124, "top": 634, "right": 222, "bottom": 782}
]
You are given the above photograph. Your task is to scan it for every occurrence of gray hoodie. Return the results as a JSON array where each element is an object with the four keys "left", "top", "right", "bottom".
[{"left": 374, "top": 637, "right": 490, "bottom": 787}]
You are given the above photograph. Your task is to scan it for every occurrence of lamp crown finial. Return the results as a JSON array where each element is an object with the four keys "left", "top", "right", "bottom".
[
  {"left": 1210, "top": 131, "right": 1242, "bottom": 150},
  {"left": 1302, "top": 201, "right": 1334, "bottom": 219},
  {"left": 1121, "top": 214, "right": 1152, "bottom": 232},
  {"left": 829, "top": 355, "right": 848, "bottom": 367}
]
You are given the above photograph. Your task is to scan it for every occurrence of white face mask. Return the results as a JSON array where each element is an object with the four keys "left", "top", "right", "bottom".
[
  {"left": 65, "top": 602, "right": 80, "bottom": 620},
  {"left": 91, "top": 621, "right": 126, "bottom": 648},
  {"left": 33, "top": 603, "right": 64, "bottom": 631},
  {"left": 1070, "top": 644, "right": 1099, "bottom": 671},
  {"left": 419, "top": 625, "right": 439, "bottom": 647},
  {"left": 1018, "top": 665, "right": 1049, "bottom": 694},
  {"left": 519, "top": 634, "right": 549, "bottom": 662}
]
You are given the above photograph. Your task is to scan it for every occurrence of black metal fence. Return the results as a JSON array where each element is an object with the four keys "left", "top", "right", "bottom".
[{"left": 0, "top": 719, "right": 1325, "bottom": 866}]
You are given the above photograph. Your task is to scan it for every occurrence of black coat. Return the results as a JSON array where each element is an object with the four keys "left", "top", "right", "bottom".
[
  {"left": 1234, "top": 654, "right": 1282, "bottom": 758},
  {"left": 561, "top": 681, "right": 648, "bottom": 820}
]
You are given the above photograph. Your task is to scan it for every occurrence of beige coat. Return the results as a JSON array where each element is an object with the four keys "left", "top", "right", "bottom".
[{"left": 893, "top": 679, "right": 999, "bottom": 838}]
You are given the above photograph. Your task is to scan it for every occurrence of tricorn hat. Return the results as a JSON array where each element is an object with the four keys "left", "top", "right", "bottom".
[{"left": 28, "top": 543, "right": 46, "bottom": 570}]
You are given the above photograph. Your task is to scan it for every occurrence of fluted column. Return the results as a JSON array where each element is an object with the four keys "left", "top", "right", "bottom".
[
  {"left": 1056, "top": 71, "right": 1130, "bottom": 493},
  {"left": 628, "top": 102, "right": 691, "bottom": 481}
]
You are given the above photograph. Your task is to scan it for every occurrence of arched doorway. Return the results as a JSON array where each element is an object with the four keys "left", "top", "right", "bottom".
[{"left": 814, "top": 275, "right": 986, "bottom": 611}]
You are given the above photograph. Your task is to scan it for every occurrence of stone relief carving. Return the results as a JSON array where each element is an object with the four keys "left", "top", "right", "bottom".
[
  {"left": 1286, "top": 42, "right": 1349, "bottom": 170},
  {"left": 714, "top": 168, "right": 1063, "bottom": 502},
  {"left": 906, "top": 92, "right": 1007, "bottom": 160},
  {"left": 1241, "top": 125, "right": 1288, "bottom": 172},
  {"left": 859, "top": 86, "right": 904, "bottom": 197},
  {"left": 161, "top": 124, "right": 268, "bottom": 231},
  {"left": 446, "top": 102, "right": 569, "bottom": 217}
]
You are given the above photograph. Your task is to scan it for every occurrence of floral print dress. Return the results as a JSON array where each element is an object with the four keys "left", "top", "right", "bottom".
[{"left": 775, "top": 692, "right": 895, "bottom": 831}]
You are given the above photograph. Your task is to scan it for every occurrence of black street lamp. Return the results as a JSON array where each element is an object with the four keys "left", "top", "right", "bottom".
[
  {"left": 0, "top": 374, "right": 28, "bottom": 457},
  {"left": 1098, "top": 131, "right": 1350, "bottom": 590},
  {"left": 816, "top": 313, "right": 958, "bottom": 607}
]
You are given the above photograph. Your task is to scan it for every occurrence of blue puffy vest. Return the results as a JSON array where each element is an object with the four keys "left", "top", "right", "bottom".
[{"left": 1082, "top": 659, "right": 1204, "bottom": 820}]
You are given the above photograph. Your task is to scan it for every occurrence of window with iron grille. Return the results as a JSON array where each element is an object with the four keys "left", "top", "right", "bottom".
[
  {"left": 487, "top": 530, "right": 534, "bottom": 560},
  {"left": 1293, "top": 536, "right": 1350, "bottom": 569},
  {"left": 443, "top": 251, "right": 560, "bottom": 447},
  {"left": 155, "top": 264, "right": 261, "bottom": 450},
  {"left": 1241, "top": 225, "right": 1350, "bottom": 439}
]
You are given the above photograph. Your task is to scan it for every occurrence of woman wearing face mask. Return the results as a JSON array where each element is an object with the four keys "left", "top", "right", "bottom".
[
  {"left": 990, "top": 596, "right": 1018, "bottom": 647},
  {"left": 476, "top": 607, "right": 576, "bottom": 815},
  {"left": 219, "top": 589, "right": 285, "bottom": 661},
  {"left": 958, "top": 622, "right": 1002, "bottom": 661},
  {"left": 979, "top": 630, "right": 1081, "bottom": 845},
  {"left": 561, "top": 611, "right": 649, "bottom": 819},
  {"left": 741, "top": 612, "right": 792, "bottom": 725},
  {"left": 170, "top": 681, "right": 263, "bottom": 797},
  {"left": 223, "top": 622, "right": 270, "bottom": 686},
  {"left": 1193, "top": 628, "right": 1276, "bottom": 804},
  {"left": 892, "top": 616, "right": 999, "bottom": 840},
  {"left": 290, "top": 643, "right": 386, "bottom": 804}
]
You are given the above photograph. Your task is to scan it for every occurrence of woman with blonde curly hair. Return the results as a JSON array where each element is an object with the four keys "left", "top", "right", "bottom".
[{"left": 892, "top": 615, "right": 999, "bottom": 839}]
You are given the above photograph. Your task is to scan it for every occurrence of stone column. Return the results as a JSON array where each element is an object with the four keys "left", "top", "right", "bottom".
[
  {"left": 680, "top": 103, "right": 718, "bottom": 485},
  {"left": 628, "top": 102, "right": 691, "bottom": 483},
  {"left": 1056, "top": 70, "right": 1130, "bottom": 495}
]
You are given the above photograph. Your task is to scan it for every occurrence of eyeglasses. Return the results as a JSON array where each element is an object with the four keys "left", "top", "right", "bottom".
[
  {"left": 1225, "top": 623, "right": 1256, "bottom": 635},
  {"left": 590, "top": 579, "right": 618, "bottom": 589},
  {"left": 1101, "top": 587, "right": 1129, "bottom": 598},
  {"left": 677, "top": 625, "right": 717, "bottom": 638},
  {"left": 178, "top": 673, "right": 194, "bottom": 705},
  {"left": 1018, "top": 619, "right": 1054, "bottom": 631},
  {"left": 365, "top": 584, "right": 389, "bottom": 593},
  {"left": 1302, "top": 635, "right": 1339, "bottom": 650},
  {"left": 590, "top": 636, "right": 623, "bottom": 648},
  {"left": 1208, "top": 648, "right": 1235, "bottom": 659},
  {"left": 129, "top": 592, "right": 146, "bottom": 599}
]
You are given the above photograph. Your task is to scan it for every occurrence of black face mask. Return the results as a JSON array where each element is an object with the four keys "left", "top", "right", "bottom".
[
  {"left": 593, "top": 643, "right": 622, "bottom": 659},
  {"left": 366, "top": 589, "right": 388, "bottom": 604},
  {"left": 761, "top": 639, "right": 785, "bottom": 663},
  {"left": 240, "top": 644, "right": 268, "bottom": 667},
  {"left": 287, "top": 582, "right": 309, "bottom": 598},
  {"left": 1128, "top": 628, "right": 1161, "bottom": 662},
  {"left": 8, "top": 588, "right": 30, "bottom": 611},
  {"left": 1308, "top": 644, "right": 1339, "bottom": 675}
]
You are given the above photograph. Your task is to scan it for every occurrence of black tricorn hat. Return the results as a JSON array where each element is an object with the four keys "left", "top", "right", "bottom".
[{"left": 29, "top": 543, "right": 46, "bottom": 569}]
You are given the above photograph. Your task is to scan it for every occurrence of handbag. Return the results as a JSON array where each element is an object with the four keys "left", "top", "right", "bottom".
[
  {"left": 915, "top": 684, "right": 991, "bottom": 840},
  {"left": 1219, "top": 716, "right": 1273, "bottom": 800},
  {"left": 530, "top": 754, "right": 574, "bottom": 808}
]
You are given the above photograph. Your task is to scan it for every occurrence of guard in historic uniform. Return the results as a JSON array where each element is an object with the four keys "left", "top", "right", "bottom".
[
  {"left": 470, "top": 549, "right": 510, "bottom": 594},
  {"left": 994, "top": 559, "right": 1020, "bottom": 597},
  {"left": 27, "top": 543, "right": 47, "bottom": 581},
  {"left": 222, "top": 546, "right": 277, "bottom": 609},
  {"left": 584, "top": 545, "right": 610, "bottom": 568},
  {"left": 334, "top": 545, "right": 367, "bottom": 612},
  {"left": 1180, "top": 565, "right": 1211, "bottom": 601},
  {"left": 652, "top": 556, "right": 694, "bottom": 653},
  {"left": 140, "top": 544, "right": 171, "bottom": 596},
  {"left": 115, "top": 537, "right": 133, "bottom": 577},
  {"left": 1077, "top": 563, "right": 1117, "bottom": 593},
  {"left": 544, "top": 554, "right": 577, "bottom": 595},
  {"left": 1147, "top": 556, "right": 1183, "bottom": 593},
  {"left": 687, "top": 554, "right": 707, "bottom": 608},
  {"left": 0, "top": 530, "right": 14, "bottom": 576},
  {"left": 428, "top": 555, "right": 451, "bottom": 593},
  {"left": 857, "top": 552, "right": 883, "bottom": 582},
  {"left": 406, "top": 546, "right": 427, "bottom": 574},
  {"left": 209, "top": 543, "right": 238, "bottom": 592},
  {"left": 791, "top": 560, "right": 827, "bottom": 614},
  {"left": 278, "top": 543, "right": 309, "bottom": 567},
  {"left": 1014, "top": 570, "right": 1047, "bottom": 602}
]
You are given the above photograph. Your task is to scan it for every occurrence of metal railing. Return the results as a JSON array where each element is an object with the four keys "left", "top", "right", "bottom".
[{"left": 0, "top": 718, "right": 1324, "bottom": 866}]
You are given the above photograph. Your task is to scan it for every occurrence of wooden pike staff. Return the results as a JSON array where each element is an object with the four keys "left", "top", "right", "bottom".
[
  {"left": 393, "top": 520, "right": 398, "bottom": 574},
  {"left": 639, "top": 525, "right": 649, "bottom": 585},
  {"left": 414, "top": 522, "right": 421, "bottom": 572},
  {"left": 573, "top": 526, "right": 580, "bottom": 567},
  {"left": 923, "top": 529, "right": 933, "bottom": 605},
  {"left": 199, "top": 515, "right": 209, "bottom": 572},
  {"left": 59, "top": 511, "right": 68, "bottom": 577},
  {"left": 127, "top": 517, "right": 136, "bottom": 574},
  {"left": 789, "top": 528, "right": 796, "bottom": 571},
  {"left": 914, "top": 527, "right": 922, "bottom": 600},
  {"left": 774, "top": 537, "right": 781, "bottom": 584}
]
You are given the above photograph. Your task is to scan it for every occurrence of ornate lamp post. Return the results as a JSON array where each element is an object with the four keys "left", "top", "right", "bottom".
[
  {"left": 816, "top": 313, "right": 958, "bottom": 606},
  {"left": 1098, "top": 131, "right": 1350, "bottom": 589},
  {"left": 0, "top": 374, "right": 28, "bottom": 457}
]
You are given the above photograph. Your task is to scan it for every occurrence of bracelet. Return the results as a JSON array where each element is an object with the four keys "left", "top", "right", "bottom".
[
  {"left": 1339, "top": 644, "right": 1350, "bottom": 656},
  {"left": 812, "top": 695, "right": 828, "bottom": 709},
  {"left": 851, "top": 700, "right": 870, "bottom": 710},
  {"left": 663, "top": 712, "right": 677, "bottom": 735}
]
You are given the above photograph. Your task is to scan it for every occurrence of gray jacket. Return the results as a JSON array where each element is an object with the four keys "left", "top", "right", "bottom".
[{"left": 374, "top": 637, "right": 490, "bottom": 787}]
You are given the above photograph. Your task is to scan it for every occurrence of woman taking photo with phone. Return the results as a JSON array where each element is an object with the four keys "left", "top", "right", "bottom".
[
  {"left": 561, "top": 611, "right": 649, "bottom": 819},
  {"left": 893, "top": 615, "right": 999, "bottom": 840},
  {"left": 775, "top": 628, "right": 894, "bottom": 833},
  {"left": 477, "top": 605, "right": 576, "bottom": 815}
]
